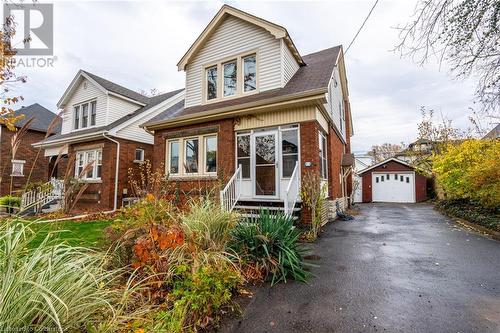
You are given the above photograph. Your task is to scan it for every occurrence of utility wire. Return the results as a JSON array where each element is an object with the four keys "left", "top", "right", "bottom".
[{"left": 345, "top": 0, "right": 380, "bottom": 55}]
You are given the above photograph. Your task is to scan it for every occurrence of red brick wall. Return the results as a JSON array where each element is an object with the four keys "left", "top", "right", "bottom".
[
  {"left": 152, "top": 119, "right": 235, "bottom": 199},
  {"left": 327, "top": 126, "right": 343, "bottom": 199},
  {"left": 0, "top": 126, "right": 51, "bottom": 196},
  {"left": 68, "top": 138, "right": 153, "bottom": 212},
  {"left": 361, "top": 160, "right": 427, "bottom": 202}
]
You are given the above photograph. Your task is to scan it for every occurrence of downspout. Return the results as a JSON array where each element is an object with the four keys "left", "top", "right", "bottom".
[{"left": 103, "top": 133, "right": 120, "bottom": 211}]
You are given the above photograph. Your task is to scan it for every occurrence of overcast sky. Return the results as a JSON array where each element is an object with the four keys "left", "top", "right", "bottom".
[{"left": 9, "top": 0, "right": 481, "bottom": 153}]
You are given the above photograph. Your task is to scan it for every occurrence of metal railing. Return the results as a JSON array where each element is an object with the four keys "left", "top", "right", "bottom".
[
  {"left": 284, "top": 162, "right": 299, "bottom": 217},
  {"left": 20, "top": 178, "right": 64, "bottom": 213},
  {"left": 220, "top": 165, "right": 242, "bottom": 212}
]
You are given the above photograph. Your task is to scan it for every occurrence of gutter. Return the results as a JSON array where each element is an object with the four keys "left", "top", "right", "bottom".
[
  {"left": 102, "top": 133, "right": 120, "bottom": 211},
  {"left": 145, "top": 88, "right": 327, "bottom": 130},
  {"left": 32, "top": 130, "right": 106, "bottom": 148}
]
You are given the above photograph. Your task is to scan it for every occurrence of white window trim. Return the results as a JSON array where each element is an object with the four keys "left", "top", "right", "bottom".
[
  {"left": 280, "top": 126, "right": 300, "bottom": 179},
  {"left": 134, "top": 148, "right": 145, "bottom": 163},
  {"left": 166, "top": 134, "right": 218, "bottom": 178},
  {"left": 73, "top": 99, "right": 97, "bottom": 131},
  {"left": 11, "top": 159, "right": 26, "bottom": 177},
  {"left": 319, "top": 131, "right": 328, "bottom": 180},
  {"left": 75, "top": 149, "right": 102, "bottom": 181},
  {"left": 202, "top": 50, "right": 259, "bottom": 104}
]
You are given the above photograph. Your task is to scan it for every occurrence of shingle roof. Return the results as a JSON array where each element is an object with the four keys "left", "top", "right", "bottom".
[
  {"left": 483, "top": 124, "right": 500, "bottom": 139},
  {"left": 82, "top": 71, "right": 151, "bottom": 104},
  {"left": 42, "top": 88, "right": 184, "bottom": 144},
  {"left": 13, "top": 103, "right": 61, "bottom": 134},
  {"left": 146, "top": 45, "right": 342, "bottom": 126}
]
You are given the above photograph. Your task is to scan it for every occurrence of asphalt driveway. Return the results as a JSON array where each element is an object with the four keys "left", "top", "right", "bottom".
[{"left": 221, "top": 203, "right": 500, "bottom": 333}]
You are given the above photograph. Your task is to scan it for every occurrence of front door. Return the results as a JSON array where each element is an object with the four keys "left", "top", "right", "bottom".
[{"left": 253, "top": 131, "right": 279, "bottom": 198}]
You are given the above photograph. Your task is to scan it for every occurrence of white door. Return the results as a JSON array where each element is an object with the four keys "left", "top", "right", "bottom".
[
  {"left": 372, "top": 172, "right": 415, "bottom": 203},
  {"left": 252, "top": 130, "right": 279, "bottom": 198}
]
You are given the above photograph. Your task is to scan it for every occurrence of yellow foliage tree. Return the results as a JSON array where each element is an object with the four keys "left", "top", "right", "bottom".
[{"left": 433, "top": 139, "right": 500, "bottom": 208}]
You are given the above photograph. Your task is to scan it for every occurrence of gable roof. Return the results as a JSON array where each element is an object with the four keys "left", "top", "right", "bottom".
[
  {"left": 146, "top": 45, "right": 342, "bottom": 129},
  {"left": 13, "top": 103, "right": 61, "bottom": 134},
  {"left": 483, "top": 124, "right": 500, "bottom": 139},
  {"left": 358, "top": 158, "right": 414, "bottom": 175},
  {"left": 40, "top": 88, "right": 184, "bottom": 146},
  {"left": 57, "top": 70, "right": 149, "bottom": 108},
  {"left": 177, "top": 4, "right": 304, "bottom": 71}
]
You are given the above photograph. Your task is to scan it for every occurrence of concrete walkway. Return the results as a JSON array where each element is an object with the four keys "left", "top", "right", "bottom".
[{"left": 221, "top": 203, "right": 500, "bottom": 333}]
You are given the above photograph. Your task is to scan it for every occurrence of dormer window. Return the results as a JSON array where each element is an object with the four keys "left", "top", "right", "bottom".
[
  {"left": 73, "top": 100, "right": 97, "bottom": 130},
  {"left": 204, "top": 52, "right": 258, "bottom": 103}
]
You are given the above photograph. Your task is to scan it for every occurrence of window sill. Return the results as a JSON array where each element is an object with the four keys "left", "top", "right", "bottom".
[
  {"left": 79, "top": 179, "right": 102, "bottom": 184},
  {"left": 10, "top": 174, "right": 24, "bottom": 177},
  {"left": 133, "top": 160, "right": 145, "bottom": 164},
  {"left": 168, "top": 175, "right": 218, "bottom": 181}
]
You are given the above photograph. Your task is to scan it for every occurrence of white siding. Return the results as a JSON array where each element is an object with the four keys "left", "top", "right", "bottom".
[
  {"left": 282, "top": 39, "right": 299, "bottom": 85},
  {"left": 114, "top": 92, "right": 185, "bottom": 144},
  {"left": 185, "top": 15, "right": 282, "bottom": 108},
  {"left": 60, "top": 78, "right": 107, "bottom": 134},
  {"left": 106, "top": 95, "right": 141, "bottom": 125},
  {"left": 324, "top": 67, "right": 346, "bottom": 140}
]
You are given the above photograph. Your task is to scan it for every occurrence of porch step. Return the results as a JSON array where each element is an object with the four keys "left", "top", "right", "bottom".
[{"left": 234, "top": 200, "right": 302, "bottom": 222}]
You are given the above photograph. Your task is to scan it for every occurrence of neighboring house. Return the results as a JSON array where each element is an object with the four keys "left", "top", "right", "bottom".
[
  {"left": 358, "top": 158, "right": 427, "bottom": 203},
  {"left": 353, "top": 153, "right": 374, "bottom": 203},
  {"left": 33, "top": 70, "right": 184, "bottom": 211},
  {"left": 143, "top": 5, "right": 354, "bottom": 222},
  {"left": 483, "top": 124, "right": 499, "bottom": 139},
  {"left": 395, "top": 138, "right": 434, "bottom": 164},
  {"left": 0, "top": 103, "right": 61, "bottom": 196}
]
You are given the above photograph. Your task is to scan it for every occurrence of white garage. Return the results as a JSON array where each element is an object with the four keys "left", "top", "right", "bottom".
[
  {"left": 358, "top": 158, "right": 427, "bottom": 203},
  {"left": 372, "top": 172, "right": 415, "bottom": 203}
]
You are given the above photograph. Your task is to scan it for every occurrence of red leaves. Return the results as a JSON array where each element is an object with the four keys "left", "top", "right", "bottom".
[{"left": 132, "top": 224, "right": 184, "bottom": 269}]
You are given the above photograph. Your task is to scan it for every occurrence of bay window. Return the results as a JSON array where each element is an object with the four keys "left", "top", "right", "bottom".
[
  {"left": 75, "top": 149, "right": 102, "bottom": 181},
  {"left": 167, "top": 134, "right": 217, "bottom": 177},
  {"left": 73, "top": 100, "right": 97, "bottom": 130}
]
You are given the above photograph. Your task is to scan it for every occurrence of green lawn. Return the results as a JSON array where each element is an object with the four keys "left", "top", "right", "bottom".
[{"left": 25, "top": 219, "right": 113, "bottom": 249}]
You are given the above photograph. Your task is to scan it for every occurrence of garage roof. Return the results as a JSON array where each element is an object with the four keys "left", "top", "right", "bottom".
[{"left": 358, "top": 158, "right": 413, "bottom": 175}]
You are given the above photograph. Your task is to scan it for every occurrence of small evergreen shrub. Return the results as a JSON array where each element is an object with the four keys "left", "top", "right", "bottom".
[{"left": 230, "top": 209, "right": 310, "bottom": 285}]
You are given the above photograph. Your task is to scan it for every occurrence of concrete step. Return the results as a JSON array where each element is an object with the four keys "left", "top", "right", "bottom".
[
  {"left": 239, "top": 212, "right": 299, "bottom": 221},
  {"left": 234, "top": 205, "right": 301, "bottom": 212}
]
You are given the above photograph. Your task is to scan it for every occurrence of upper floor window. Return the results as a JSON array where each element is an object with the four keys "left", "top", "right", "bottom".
[
  {"left": 243, "top": 55, "right": 256, "bottom": 92},
  {"left": 73, "top": 100, "right": 97, "bottom": 130},
  {"left": 223, "top": 60, "right": 237, "bottom": 97},
  {"left": 206, "top": 66, "right": 218, "bottom": 100},
  {"left": 204, "top": 53, "right": 257, "bottom": 103}
]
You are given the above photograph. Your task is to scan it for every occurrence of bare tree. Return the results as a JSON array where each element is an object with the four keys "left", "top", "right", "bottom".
[
  {"left": 395, "top": 0, "right": 500, "bottom": 121},
  {"left": 368, "top": 143, "right": 406, "bottom": 163}
]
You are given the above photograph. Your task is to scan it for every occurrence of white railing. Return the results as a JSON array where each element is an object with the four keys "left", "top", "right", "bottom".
[
  {"left": 284, "top": 162, "right": 300, "bottom": 217},
  {"left": 20, "top": 178, "right": 64, "bottom": 213},
  {"left": 220, "top": 165, "right": 242, "bottom": 212}
]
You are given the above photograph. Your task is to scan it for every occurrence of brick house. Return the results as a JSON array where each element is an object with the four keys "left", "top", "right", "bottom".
[
  {"left": 0, "top": 103, "right": 61, "bottom": 196},
  {"left": 143, "top": 5, "right": 354, "bottom": 221},
  {"left": 34, "top": 70, "right": 184, "bottom": 211}
]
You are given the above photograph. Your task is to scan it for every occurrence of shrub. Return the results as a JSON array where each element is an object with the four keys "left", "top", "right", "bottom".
[
  {"left": 0, "top": 195, "right": 21, "bottom": 208},
  {"left": 433, "top": 139, "right": 500, "bottom": 208},
  {"left": 300, "top": 171, "right": 327, "bottom": 239},
  {"left": 230, "top": 209, "right": 310, "bottom": 285},
  {"left": 0, "top": 221, "right": 148, "bottom": 332},
  {"left": 147, "top": 264, "right": 241, "bottom": 333},
  {"left": 436, "top": 199, "right": 500, "bottom": 231}
]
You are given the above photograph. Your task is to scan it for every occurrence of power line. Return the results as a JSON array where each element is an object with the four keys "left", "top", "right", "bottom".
[{"left": 345, "top": 0, "right": 380, "bottom": 55}]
